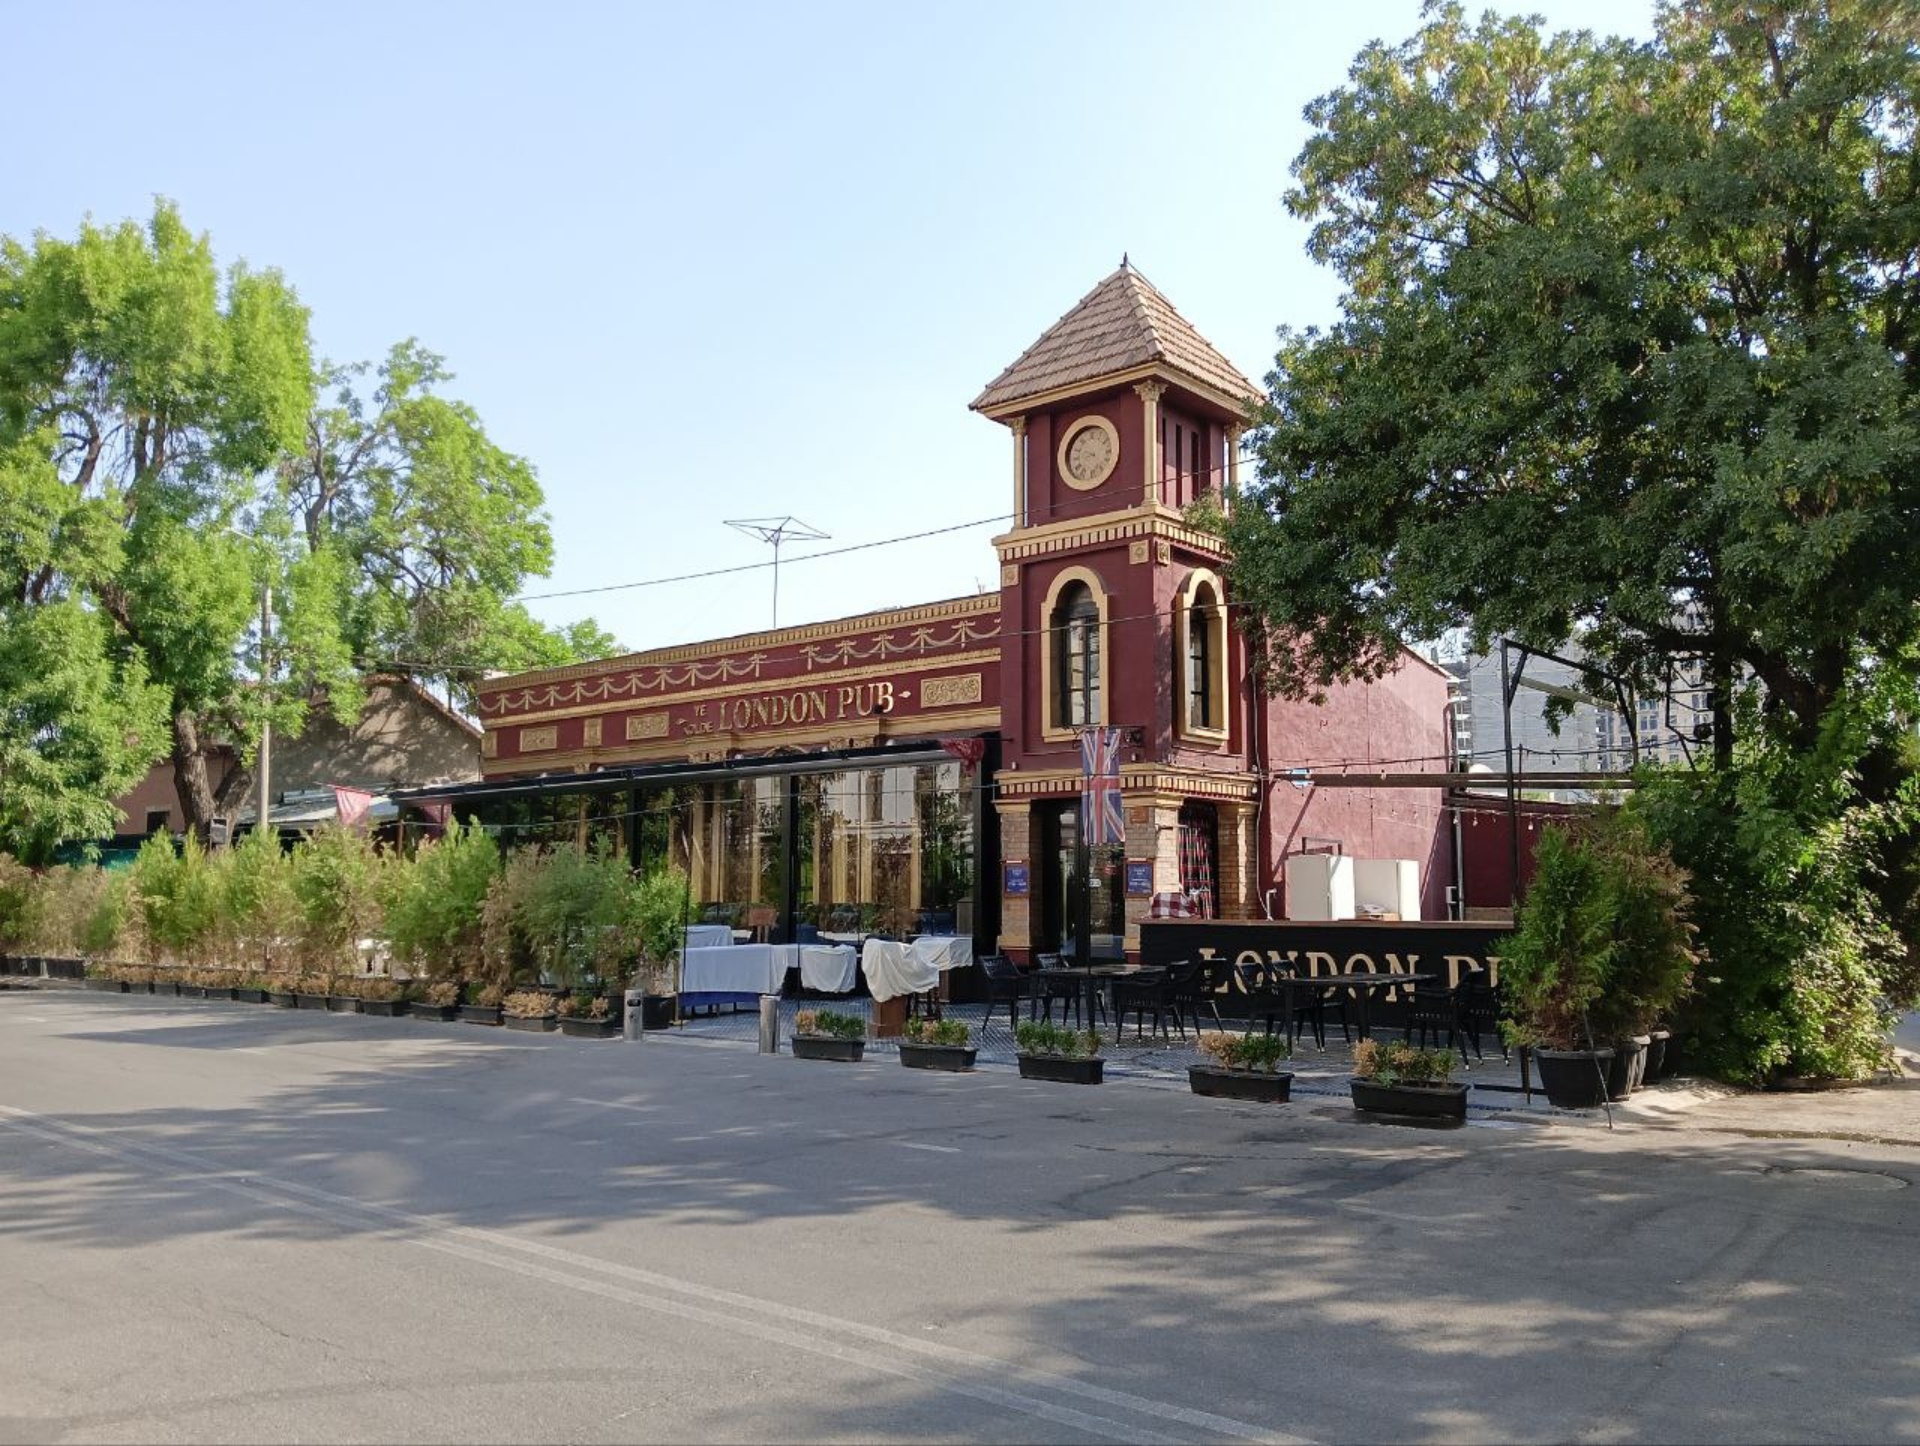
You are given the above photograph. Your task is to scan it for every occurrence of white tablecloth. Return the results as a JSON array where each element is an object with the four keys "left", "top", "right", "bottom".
[
  {"left": 799, "top": 944, "right": 859, "bottom": 993},
  {"left": 861, "top": 935, "right": 974, "bottom": 1002},
  {"left": 682, "top": 924, "right": 734, "bottom": 952},
  {"left": 909, "top": 935, "right": 974, "bottom": 973},
  {"left": 861, "top": 939, "right": 933, "bottom": 1003},
  {"left": 681, "top": 944, "right": 784, "bottom": 995}
]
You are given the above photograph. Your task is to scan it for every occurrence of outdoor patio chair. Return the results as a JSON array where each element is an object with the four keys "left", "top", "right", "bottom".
[
  {"left": 1279, "top": 969, "right": 1352, "bottom": 1050},
  {"left": 1162, "top": 959, "right": 1220, "bottom": 1037},
  {"left": 1112, "top": 968, "right": 1175, "bottom": 1042},
  {"left": 1405, "top": 982, "right": 1461, "bottom": 1057},
  {"left": 1458, "top": 975, "right": 1508, "bottom": 1062},
  {"left": 978, "top": 954, "right": 1027, "bottom": 1033}
]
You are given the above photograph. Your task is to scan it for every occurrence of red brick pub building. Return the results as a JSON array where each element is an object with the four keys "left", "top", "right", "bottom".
[{"left": 425, "top": 266, "right": 1452, "bottom": 970}]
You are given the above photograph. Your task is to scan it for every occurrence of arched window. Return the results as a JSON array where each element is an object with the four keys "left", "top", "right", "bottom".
[
  {"left": 1188, "top": 582, "right": 1219, "bottom": 730},
  {"left": 1052, "top": 582, "right": 1102, "bottom": 729},
  {"left": 1178, "top": 572, "right": 1228, "bottom": 740}
]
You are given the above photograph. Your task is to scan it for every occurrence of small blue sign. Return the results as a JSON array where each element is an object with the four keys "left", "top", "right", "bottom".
[
  {"left": 1003, "top": 860, "right": 1030, "bottom": 897},
  {"left": 1125, "top": 860, "right": 1155, "bottom": 896}
]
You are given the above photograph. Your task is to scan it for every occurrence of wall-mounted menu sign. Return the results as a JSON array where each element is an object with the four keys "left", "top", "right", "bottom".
[
  {"left": 1003, "top": 860, "right": 1030, "bottom": 896},
  {"left": 1125, "top": 860, "right": 1155, "bottom": 896}
]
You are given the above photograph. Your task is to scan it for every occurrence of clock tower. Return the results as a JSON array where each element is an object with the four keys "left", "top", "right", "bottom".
[{"left": 970, "top": 260, "right": 1266, "bottom": 961}]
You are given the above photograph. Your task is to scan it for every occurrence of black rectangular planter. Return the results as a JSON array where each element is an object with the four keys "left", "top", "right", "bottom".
[
  {"left": 898, "top": 1043, "right": 976, "bottom": 1072},
  {"left": 268, "top": 991, "right": 298, "bottom": 1008},
  {"left": 792, "top": 1035, "right": 865, "bottom": 1062},
  {"left": 557, "top": 1016, "right": 619, "bottom": 1039},
  {"left": 1018, "top": 1054, "right": 1104, "bottom": 1085},
  {"left": 1188, "top": 1066, "right": 1293, "bottom": 1103},
  {"left": 206, "top": 986, "right": 238, "bottom": 1001},
  {"left": 1349, "top": 1079, "right": 1469, "bottom": 1120},
  {"left": 235, "top": 988, "right": 269, "bottom": 1004},
  {"left": 152, "top": 980, "right": 181, "bottom": 997},
  {"left": 295, "top": 993, "right": 330, "bottom": 1010},
  {"left": 326, "top": 996, "right": 363, "bottom": 1014},
  {"left": 412, "top": 1003, "right": 459, "bottom": 1021},
  {"left": 82, "top": 977, "right": 126, "bottom": 993},
  {"left": 459, "top": 1005, "right": 503, "bottom": 1026},
  {"left": 504, "top": 1013, "right": 556, "bottom": 1032},
  {"left": 360, "top": 998, "right": 408, "bottom": 1017}
]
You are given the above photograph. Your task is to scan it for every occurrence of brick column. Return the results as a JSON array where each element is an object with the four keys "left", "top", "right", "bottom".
[
  {"left": 1214, "top": 801, "right": 1259, "bottom": 920},
  {"left": 995, "top": 800, "right": 1032, "bottom": 961},
  {"left": 1121, "top": 799, "right": 1183, "bottom": 955}
]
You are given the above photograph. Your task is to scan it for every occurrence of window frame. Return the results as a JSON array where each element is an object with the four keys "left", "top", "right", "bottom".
[
  {"left": 1175, "top": 569, "right": 1230, "bottom": 744},
  {"left": 1039, "top": 566, "right": 1110, "bottom": 742}
]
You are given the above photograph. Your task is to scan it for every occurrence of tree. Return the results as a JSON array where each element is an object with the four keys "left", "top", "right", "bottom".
[
  {"left": 1228, "top": 0, "right": 1919, "bottom": 767},
  {"left": 283, "top": 342, "right": 620, "bottom": 708},
  {"left": 1226, "top": 1, "right": 1920, "bottom": 1076},
  {"left": 1, "top": 205, "right": 619, "bottom": 846},
  {"left": 0, "top": 202, "right": 326, "bottom": 843}
]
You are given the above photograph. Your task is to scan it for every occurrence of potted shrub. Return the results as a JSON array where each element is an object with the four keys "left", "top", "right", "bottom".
[
  {"left": 1015, "top": 1020, "right": 1104, "bottom": 1084},
  {"left": 625, "top": 865, "right": 692, "bottom": 1029},
  {"left": 503, "top": 987, "right": 557, "bottom": 1032},
  {"left": 359, "top": 977, "right": 408, "bottom": 1017},
  {"left": 413, "top": 980, "right": 461, "bottom": 1021},
  {"left": 460, "top": 982, "right": 505, "bottom": 1025},
  {"left": 792, "top": 1008, "right": 867, "bottom": 1062},
  {"left": 1188, "top": 1030, "right": 1293, "bottom": 1103},
  {"left": 82, "top": 961, "right": 126, "bottom": 993},
  {"left": 294, "top": 971, "right": 334, "bottom": 1010},
  {"left": 233, "top": 973, "right": 271, "bottom": 1005},
  {"left": 1349, "top": 1038, "right": 1469, "bottom": 1120},
  {"left": 898, "top": 1016, "right": 976, "bottom": 1071},
  {"left": 267, "top": 976, "right": 299, "bottom": 1008},
  {"left": 326, "top": 974, "right": 365, "bottom": 1014},
  {"left": 385, "top": 823, "right": 498, "bottom": 1022},
  {"left": 557, "top": 991, "right": 619, "bottom": 1039},
  {"left": 1502, "top": 813, "right": 1697, "bottom": 1108}
]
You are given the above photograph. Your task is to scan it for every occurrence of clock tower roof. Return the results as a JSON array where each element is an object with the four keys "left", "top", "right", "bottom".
[{"left": 971, "top": 260, "right": 1263, "bottom": 420}]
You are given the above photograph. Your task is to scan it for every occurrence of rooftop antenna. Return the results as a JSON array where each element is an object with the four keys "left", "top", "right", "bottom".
[{"left": 724, "top": 516, "right": 829, "bottom": 627}]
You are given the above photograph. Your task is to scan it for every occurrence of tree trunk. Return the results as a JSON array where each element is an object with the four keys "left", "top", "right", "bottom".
[{"left": 169, "top": 708, "right": 250, "bottom": 844}]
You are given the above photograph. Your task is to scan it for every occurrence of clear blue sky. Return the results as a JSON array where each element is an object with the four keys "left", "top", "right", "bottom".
[{"left": 7, "top": 0, "right": 1655, "bottom": 660}]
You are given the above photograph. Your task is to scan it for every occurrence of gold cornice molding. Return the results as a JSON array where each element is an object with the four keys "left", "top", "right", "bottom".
[
  {"left": 481, "top": 594, "right": 1002, "bottom": 696},
  {"left": 992, "top": 509, "right": 1227, "bottom": 565},
  {"left": 486, "top": 649, "right": 1001, "bottom": 727},
  {"left": 990, "top": 765, "right": 1256, "bottom": 800},
  {"left": 974, "top": 362, "right": 1261, "bottom": 424}
]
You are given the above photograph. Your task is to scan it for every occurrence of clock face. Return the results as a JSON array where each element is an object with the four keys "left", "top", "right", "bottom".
[{"left": 1060, "top": 418, "right": 1119, "bottom": 489}]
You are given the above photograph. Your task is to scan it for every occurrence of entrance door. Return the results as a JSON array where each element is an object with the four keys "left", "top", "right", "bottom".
[{"left": 1038, "top": 799, "right": 1125, "bottom": 963}]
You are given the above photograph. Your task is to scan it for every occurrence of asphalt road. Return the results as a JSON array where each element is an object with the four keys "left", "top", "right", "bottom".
[{"left": 2, "top": 991, "right": 1917, "bottom": 1445}]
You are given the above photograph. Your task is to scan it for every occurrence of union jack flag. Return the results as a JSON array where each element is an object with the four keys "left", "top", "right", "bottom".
[{"left": 1078, "top": 725, "right": 1126, "bottom": 847}]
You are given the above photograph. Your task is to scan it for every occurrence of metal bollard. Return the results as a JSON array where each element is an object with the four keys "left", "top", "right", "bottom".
[
  {"left": 624, "top": 988, "right": 645, "bottom": 1041},
  {"left": 758, "top": 993, "right": 780, "bottom": 1054}
]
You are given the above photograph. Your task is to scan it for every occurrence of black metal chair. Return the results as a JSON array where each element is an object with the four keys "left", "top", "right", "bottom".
[
  {"left": 1160, "top": 959, "right": 1218, "bottom": 1039},
  {"left": 1112, "top": 966, "right": 1178, "bottom": 1042},
  {"left": 1031, "top": 952, "right": 1094, "bottom": 1026},
  {"left": 1458, "top": 974, "right": 1508, "bottom": 1062},
  {"left": 1405, "top": 981, "right": 1461, "bottom": 1056},
  {"left": 978, "top": 954, "right": 1028, "bottom": 1033}
]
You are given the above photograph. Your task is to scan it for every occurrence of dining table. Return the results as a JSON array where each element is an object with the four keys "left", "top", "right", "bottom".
[{"left": 1031, "top": 963, "right": 1165, "bottom": 1034}]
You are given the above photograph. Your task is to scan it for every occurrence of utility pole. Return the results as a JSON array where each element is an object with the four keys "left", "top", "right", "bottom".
[{"left": 256, "top": 578, "right": 272, "bottom": 843}]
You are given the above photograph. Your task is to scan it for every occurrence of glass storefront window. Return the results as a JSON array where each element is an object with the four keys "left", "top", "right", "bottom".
[{"left": 634, "top": 759, "right": 976, "bottom": 945}]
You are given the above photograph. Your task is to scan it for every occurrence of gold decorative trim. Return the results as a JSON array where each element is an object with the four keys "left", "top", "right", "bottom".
[
  {"left": 991, "top": 765, "right": 1257, "bottom": 802},
  {"left": 484, "top": 707, "right": 1001, "bottom": 779},
  {"left": 1056, "top": 414, "right": 1121, "bottom": 492},
  {"left": 485, "top": 649, "right": 1000, "bottom": 728},
  {"left": 1129, "top": 540, "right": 1149, "bottom": 565},
  {"left": 481, "top": 731, "right": 498, "bottom": 759},
  {"left": 1000, "top": 562, "right": 1019, "bottom": 586},
  {"left": 519, "top": 725, "right": 558, "bottom": 753},
  {"left": 1134, "top": 379, "right": 1166, "bottom": 508},
  {"left": 1155, "top": 540, "right": 1171, "bottom": 564},
  {"left": 626, "top": 713, "right": 669, "bottom": 741},
  {"left": 582, "top": 717, "right": 603, "bottom": 748},
  {"left": 921, "top": 673, "right": 983, "bottom": 708},
  {"left": 479, "top": 593, "right": 1001, "bottom": 697}
]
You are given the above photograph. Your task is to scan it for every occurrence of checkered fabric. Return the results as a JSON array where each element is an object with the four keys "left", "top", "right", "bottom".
[{"left": 1178, "top": 804, "right": 1215, "bottom": 918}]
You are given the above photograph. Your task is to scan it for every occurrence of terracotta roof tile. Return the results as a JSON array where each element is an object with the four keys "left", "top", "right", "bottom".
[{"left": 972, "top": 262, "right": 1263, "bottom": 414}]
